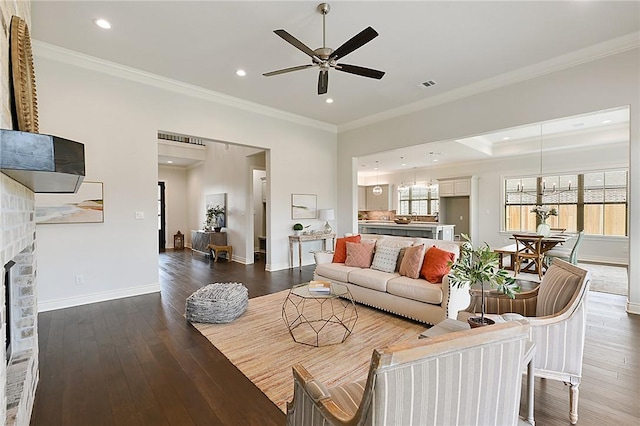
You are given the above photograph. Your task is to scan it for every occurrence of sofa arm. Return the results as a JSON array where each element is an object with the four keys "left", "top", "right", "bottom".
[{"left": 442, "top": 275, "right": 471, "bottom": 320}]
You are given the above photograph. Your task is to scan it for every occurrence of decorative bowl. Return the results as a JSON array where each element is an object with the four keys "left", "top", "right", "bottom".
[{"left": 394, "top": 218, "right": 412, "bottom": 224}]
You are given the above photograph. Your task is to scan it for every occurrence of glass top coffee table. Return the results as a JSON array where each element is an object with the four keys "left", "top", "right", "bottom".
[{"left": 282, "top": 281, "right": 358, "bottom": 347}]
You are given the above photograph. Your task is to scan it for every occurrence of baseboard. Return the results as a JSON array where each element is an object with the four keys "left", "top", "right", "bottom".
[
  {"left": 37, "top": 283, "right": 161, "bottom": 312},
  {"left": 626, "top": 300, "right": 640, "bottom": 315}
]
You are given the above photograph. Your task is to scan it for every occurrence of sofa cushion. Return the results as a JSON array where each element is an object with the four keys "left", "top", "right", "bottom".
[
  {"left": 371, "top": 245, "right": 401, "bottom": 273},
  {"left": 414, "top": 238, "right": 461, "bottom": 261},
  {"left": 332, "top": 235, "right": 362, "bottom": 263},
  {"left": 345, "top": 242, "right": 375, "bottom": 268},
  {"left": 399, "top": 244, "right": 425, "bottom": 279},
  {"left": 420, "top": 246, "right": 455, "bottom": 283},
  {"left": 315, "top": 263, "right": 361, "bottom": 283},
  {"left": 375, "top": 236, "right": 414, "bottom": 250},
  {"left": 387, "top": 276, "right": 443, "bottom": 304},
  {"left": 348, "top": 268, "right": 399, "bottom": 292},
  {"left": 395, "top": 247, "right": 408, "bottom": 272}
]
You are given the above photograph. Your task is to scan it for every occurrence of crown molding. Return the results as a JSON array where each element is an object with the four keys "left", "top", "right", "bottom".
[
  {"left": 32, "top": 41, "right": 337, "bottom": 134},
  {"left": 339, "top": 32, "right": 640, "bottom": 133}
]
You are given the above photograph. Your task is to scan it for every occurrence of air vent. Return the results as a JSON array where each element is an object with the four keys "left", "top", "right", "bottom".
[
  {"left": 421, "top": 80, "right": 437, "bottom": 88},
  {"left": 157, "top": 132, "right": 205, "bottom": 146}
]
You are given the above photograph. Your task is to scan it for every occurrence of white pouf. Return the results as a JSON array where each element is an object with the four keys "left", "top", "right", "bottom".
[{"left": 185, "top": 282, "right": 248, "bottom": 324}]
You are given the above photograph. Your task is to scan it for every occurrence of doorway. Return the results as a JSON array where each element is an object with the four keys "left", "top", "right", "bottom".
[{"left": 158, "top": 182, "right": 166, "bottom": 252}]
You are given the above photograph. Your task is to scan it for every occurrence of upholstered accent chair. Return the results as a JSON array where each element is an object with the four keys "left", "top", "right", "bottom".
[
  {"left": 286, "top": 322, "right": 533, "bottom": 426},
  {"left": 458, "top": 259, "right": 591, "bottom": 424}
]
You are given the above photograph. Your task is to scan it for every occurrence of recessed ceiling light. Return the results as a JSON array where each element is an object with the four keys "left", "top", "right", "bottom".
[
  {"left": 94, "top": 18, "right": 111, "bottom": 29},
  {"left": 433, "top": 159, "right": 439, "bottom": 162},
  {"left": 325, "top": 98, "right": 334, "bottom": 104},
  {"left": 167, "top": 160, "right": 173, "bottom": 164},
  {"left": 602, "top": 119, "right": 612, "bottom": 124},
  {"left": 235, "top": 69, "right": 246, "bottom": 77},
  {"left": 502, "top": 137, "right": 510, "bottom": 140}
]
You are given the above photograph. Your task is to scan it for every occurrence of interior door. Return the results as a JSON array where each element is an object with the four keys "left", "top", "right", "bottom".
[{"left": 158, "top": 182, "right": 166, "bottom": 252}]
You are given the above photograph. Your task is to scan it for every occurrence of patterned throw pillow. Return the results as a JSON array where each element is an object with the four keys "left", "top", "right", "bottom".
[
  {"left": 371, "top": 245, "right": 402, "bottom": 273},
  {"left": 344, "top": 242, "right": 375, "bottom": 268},
  {"left": 332, "top": 235, "right": 361, "bottom": 263},
  {"left": 399, "top": 244, "right": 425, "bottom": 279},
  {"left": 420, "top": 245, "right": 455, "bottom": 283}
]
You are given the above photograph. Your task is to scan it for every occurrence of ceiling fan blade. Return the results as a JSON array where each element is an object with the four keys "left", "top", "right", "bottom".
[
  {"left": 329, "top": 26, "right": 379, "bottom": 60},
  {"left": 274, "top": 29, "right": 319, "bottom": 60},
  {"left": 263, "top": 64, "right": 314, "bottom": 77},
  {"left": 318, "top": 70, "right": 328, "bottom": 95},
  {"left": 335, "top": 63, "right": 385, "bottom": 79}
]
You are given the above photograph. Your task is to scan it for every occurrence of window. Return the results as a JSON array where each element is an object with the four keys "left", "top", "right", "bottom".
[
  {"left": 398, "top": 185, "right": 439, "bottom": 215},
  {"left": 504, "top": 169, "right": 627, "bottom": 236}
]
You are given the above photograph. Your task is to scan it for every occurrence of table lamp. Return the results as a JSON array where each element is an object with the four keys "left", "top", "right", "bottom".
[{"left": 318, "top": 209, "right": 335, "bottom": 234}]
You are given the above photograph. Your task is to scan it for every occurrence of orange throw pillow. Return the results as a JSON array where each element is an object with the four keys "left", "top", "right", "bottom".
[
  {"left": 332, "top": 235, "right": 361, "bottom": 263},
  {"left": 399, "top": 244, "right": 425, "bottom": 279},
  {"left": 421, "top": 245, "right": 455, "bottom": 283}
]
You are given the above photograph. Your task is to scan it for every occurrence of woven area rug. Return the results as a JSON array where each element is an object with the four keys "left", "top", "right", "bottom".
[{"left": 192, "top": 290, "right": 425, "bottom": 412}]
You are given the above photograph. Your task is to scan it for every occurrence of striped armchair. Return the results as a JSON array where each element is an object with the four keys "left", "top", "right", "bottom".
[
  {"left": 286, "top": 322, "right": 532, "bottom": 426},
  {"left": 458, "top": 259, "right": 591, "bottom": 424}
]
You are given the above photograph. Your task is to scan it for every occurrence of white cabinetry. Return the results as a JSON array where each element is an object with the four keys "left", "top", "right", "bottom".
[
  {"left": 358, "top": 186, "right": 367, "bottom": 211},
  {"left": 439, "top": 178, "right": 471, "bottom": 197},
  {"left": 365, "top": 184, "right": 391, "bottom": 210}
]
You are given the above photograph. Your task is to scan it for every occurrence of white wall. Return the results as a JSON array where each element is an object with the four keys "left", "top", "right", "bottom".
[
  {"left": 338, "top": 48, "right": 640, "bottom": 314},
  {"left": 34, "top": 44, "right": 337, "bottom": 310},
  {"left": 158, "top": 165, "right": 188, "bottom": 248}
]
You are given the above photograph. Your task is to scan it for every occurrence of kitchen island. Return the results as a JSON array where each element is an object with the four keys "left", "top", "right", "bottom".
[{"left": 358, "top": 221, "right": 455, "bottom": 241}]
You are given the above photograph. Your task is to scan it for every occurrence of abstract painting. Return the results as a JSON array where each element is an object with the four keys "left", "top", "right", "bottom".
[{"left": 35, "top": 181, "right": 104, "bottom": 224}]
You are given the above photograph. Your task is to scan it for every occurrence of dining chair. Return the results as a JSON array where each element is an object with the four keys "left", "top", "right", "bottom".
[
  {"left": 513, "top": 234, "right": 545, "bottom": 280},
  {"left": 545, "top": 230, "right": 584, "bottom": 266}
]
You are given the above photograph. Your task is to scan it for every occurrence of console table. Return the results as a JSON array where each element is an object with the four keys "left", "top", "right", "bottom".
[
  {"left": 191, "top": 230, "right": 227, "bottom": 257},
  {"left": 289, "top": 233, "right": 336, "bottom": 270}
]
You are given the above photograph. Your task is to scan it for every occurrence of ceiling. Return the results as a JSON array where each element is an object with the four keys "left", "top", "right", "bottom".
[
  {"left": 357, "top": 106, "right": 631, "bottom": 177},
  {"left": 31, "top": 1, "right": 640, "bottom": 129}
]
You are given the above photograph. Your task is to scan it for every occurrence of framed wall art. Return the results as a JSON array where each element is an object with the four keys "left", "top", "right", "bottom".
[
  {"left": 35, "top": 181, "right": 104, "bottom": 224},
  {"left": 291, "top": 194, "right": 317, "bottom": 219}
]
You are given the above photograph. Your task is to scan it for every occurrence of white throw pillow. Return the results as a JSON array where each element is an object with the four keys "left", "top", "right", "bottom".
[{"left": 371, "top": 245, "right": 401, "bottom": 273}]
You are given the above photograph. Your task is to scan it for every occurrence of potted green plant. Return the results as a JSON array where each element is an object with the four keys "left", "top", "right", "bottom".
[
  {"left": 293, "top": 223, "right": 303, "bottom": 236},
  {"left": 448, "top": 234, "right": 519, "bottom": 327}
]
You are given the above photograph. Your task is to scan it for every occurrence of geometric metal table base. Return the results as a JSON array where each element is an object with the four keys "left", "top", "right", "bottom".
[{"left": 282, "top": 282, "right": 358, "bottom": 347}]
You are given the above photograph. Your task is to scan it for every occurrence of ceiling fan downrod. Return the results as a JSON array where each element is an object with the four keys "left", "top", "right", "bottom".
[{"left": 318, "top": 3, "right": 330, "bottom": 49}]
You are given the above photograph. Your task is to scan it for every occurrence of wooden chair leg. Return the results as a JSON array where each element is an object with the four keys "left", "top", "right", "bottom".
[{"left": 569, "top": 383, "right": 579, "bottom": 424}]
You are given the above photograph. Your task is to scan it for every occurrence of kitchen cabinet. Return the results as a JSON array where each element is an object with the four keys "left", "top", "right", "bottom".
[
  {"left": 358, "top": 186, "right": 367, "bottom": 211},
  {"left": 438, "top": 178, "right": 471, "bottom": 197},
  {"left": 365, "top": 184, "right": 391, "bottom": 210}
]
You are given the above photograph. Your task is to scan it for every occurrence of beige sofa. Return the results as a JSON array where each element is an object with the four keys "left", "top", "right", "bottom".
[{"left": 313, "top": 234, "right": 470, "bottom": 325}]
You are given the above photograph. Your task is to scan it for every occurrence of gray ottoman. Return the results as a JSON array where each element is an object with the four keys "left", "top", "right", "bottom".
[{"left": 185, "top": 282, "right": 248, "bottom": 323}]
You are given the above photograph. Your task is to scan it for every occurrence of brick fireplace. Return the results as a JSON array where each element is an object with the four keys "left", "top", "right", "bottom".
[{"left": 0, "top": 174, "right": 39, "bottom": 425}]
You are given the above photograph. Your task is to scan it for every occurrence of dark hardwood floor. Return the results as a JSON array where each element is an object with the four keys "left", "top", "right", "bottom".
[{"left": 31, "top": 250, "right": 639, "bottom": 425}]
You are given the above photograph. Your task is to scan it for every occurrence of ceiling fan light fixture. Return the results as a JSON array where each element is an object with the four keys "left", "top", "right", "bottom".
[{"left": 263, "top": 2, "right": 385, "bottom": 95}]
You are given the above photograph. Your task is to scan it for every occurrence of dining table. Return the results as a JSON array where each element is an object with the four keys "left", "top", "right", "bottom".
[{"left": 510, "top": 232, "right": 573, "bottom": 275}]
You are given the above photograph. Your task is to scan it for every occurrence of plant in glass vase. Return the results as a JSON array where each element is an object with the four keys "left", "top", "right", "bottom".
[
  {"left": 448, "top": 234, "right": 519, "bottom": 327},
  {"left": 531, "top": 205, "right": 557, "bottom": 237}
]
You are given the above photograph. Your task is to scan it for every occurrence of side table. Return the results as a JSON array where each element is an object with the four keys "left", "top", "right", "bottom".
[
  {"left": 282, "top": 282, "right": 358, "bottom": 347},
  {"left": 288, "top": 233, "right": 336, "bottom": 269}
]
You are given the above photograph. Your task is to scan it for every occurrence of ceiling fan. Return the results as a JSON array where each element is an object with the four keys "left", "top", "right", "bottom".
[{"left": 263, "top": 2, "right": 385, "bottom": 95}]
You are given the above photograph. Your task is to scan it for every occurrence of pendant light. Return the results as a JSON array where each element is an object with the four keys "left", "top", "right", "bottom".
[
  {"left": 373, "top": 161, "right": 383, "bottom": 196},
  {"left": 397, "top": 157, "right": 408, "bottom": 191},
  {"left": 426, "top": 152, "right": 437, "bottom": 192}
]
